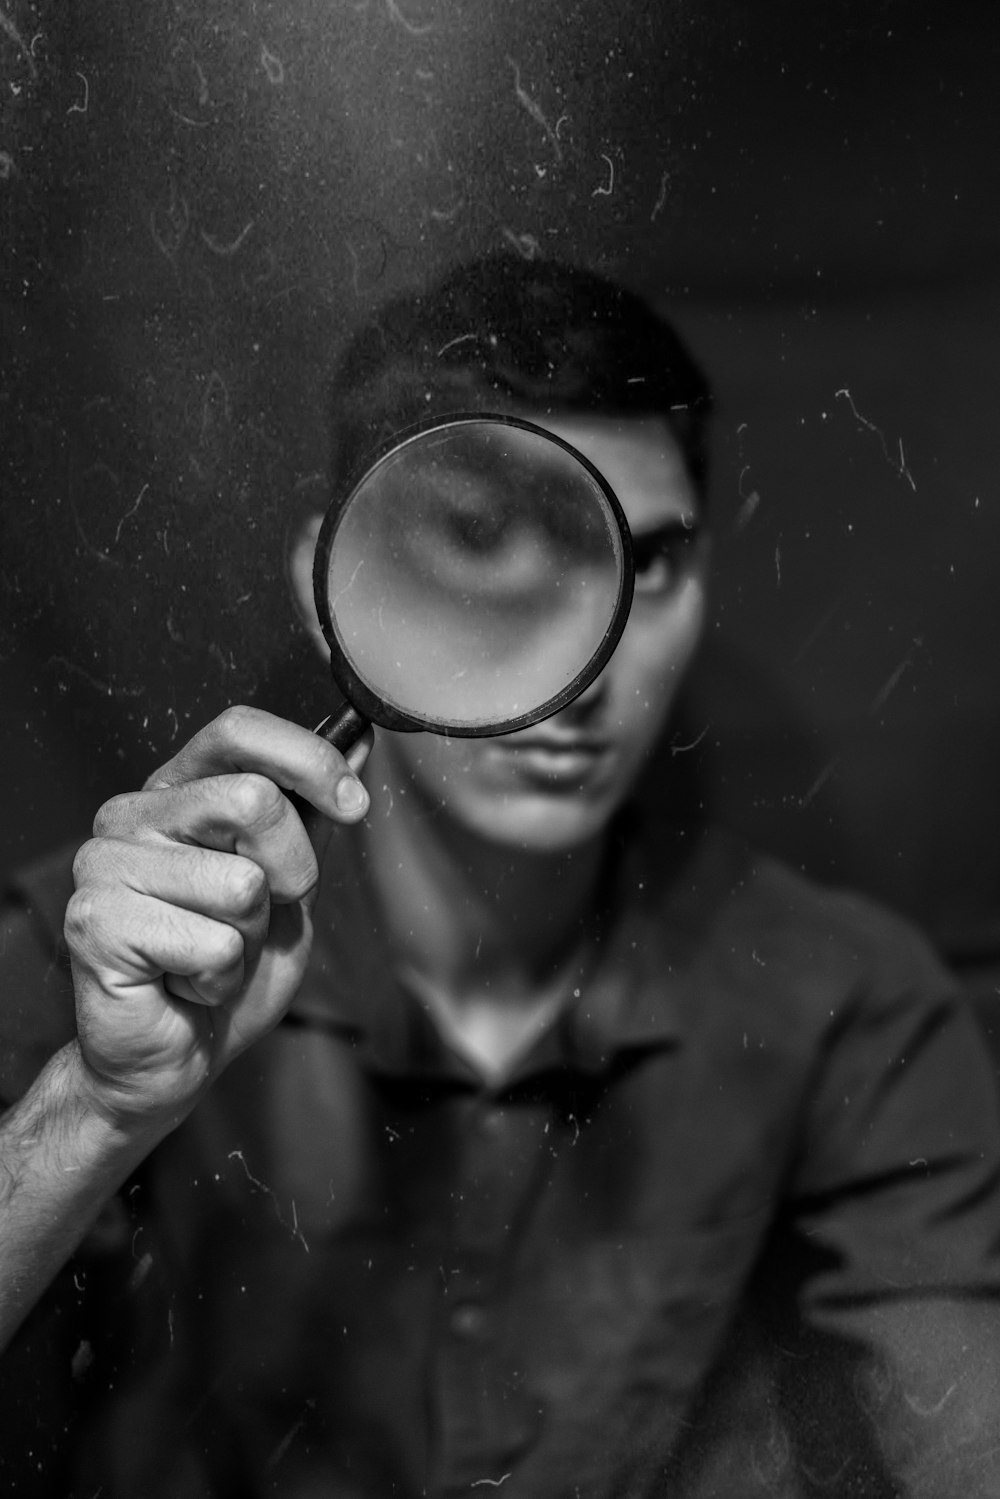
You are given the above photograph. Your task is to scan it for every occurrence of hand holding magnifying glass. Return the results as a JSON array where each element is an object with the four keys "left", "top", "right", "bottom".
[
  {"left": 60, "top": 421, "right": 634, "bottom": 1140},
  {"left": 310, "top": 414, "right": 635, "bottom": 754}
]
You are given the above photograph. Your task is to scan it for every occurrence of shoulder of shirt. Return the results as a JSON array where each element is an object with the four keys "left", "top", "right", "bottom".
[{"left": 637, "top": 821, "right": 959, "bottom": 1042}]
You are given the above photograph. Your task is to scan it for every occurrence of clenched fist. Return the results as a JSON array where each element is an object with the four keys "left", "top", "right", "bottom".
[{"left": 65, "top": 706, "right": 373, "bottom": 1130}]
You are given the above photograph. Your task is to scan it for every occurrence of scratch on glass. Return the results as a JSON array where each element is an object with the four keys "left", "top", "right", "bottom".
[
  {"left": 386, "top": 0, "right": 434, "bottom": 36},
  {"left": 149, "top": 182, "right": 191, "bottom": 262},
  {"left": 835, "top": 389, "right": 917, "bottom": 491},
  {"left": 502, "top": 229, "right": 540, "bottom": 260},
  {"left": 260, "top": 42, "right": 285, "bottom": 84},
  {"left": 592, "top": 153, "right": 615, "bottom": 197},
  {"left": 114, "top": 484, "right": 149, "bottom": 545},
  {"left": 66, "top": 71, "right": 89, "bottom": 114},
  {"left": 201, "top": 222, "right": 256, "bottom": 257},
  {"left": 799, "top": 757, "right": 840, "bottom": 810},
  {"left": 330, "top": 559, "right": 366, "bottom": 613},
  {"left": 869, "top": 638, "right": 923, "bottom": 715},
  {"left": 506, "top": 56, "right": 563, "bottom": 163},
  {"left": 228, "top": 1149, "right": 311, "bottom": 1252},
  {"left": 792, "top": 601, "right": 842, "bottom": 666},
  {"left": 669, "top": 724, "right": 709, "bottom": 756}
]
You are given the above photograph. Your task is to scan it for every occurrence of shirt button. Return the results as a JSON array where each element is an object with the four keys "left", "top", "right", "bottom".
[
  {"left": 479, "top": 1106, "right": 506, "bottom": 1136},
  {"left": 450, "top": 1303, "right": 487, "bottom": 1338}
]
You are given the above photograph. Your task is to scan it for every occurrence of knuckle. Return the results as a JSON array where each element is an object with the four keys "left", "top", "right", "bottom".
[
  {"left": 287, "top": 847, "right": 320, "bottom": 902},
  {"left": 210, "top": 704, "right": 259, "bottom": 752},
  {"left": 299, "top": 732, "right": 344, "bottom": 792},
  {"left": 224, "top": 772, "right": 284, "bottom": 832},
  {"left": 210, "top": 922, "right": 245, "bottom": 972},
  {"left": 91, "top": 793, "right": 137, "bottom": 838},
  {"left": 71, "top": 837, "right": 102, "bottom": 887},
  {"left": 63, "top": 885, "right": 107, "bottom": 958},
  {"left": 224, "top": 856, "right": 268, "bottom": 914}
]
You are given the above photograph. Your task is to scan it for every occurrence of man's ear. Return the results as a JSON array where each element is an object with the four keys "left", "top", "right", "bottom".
[{"left": 287, "top": 513, "right": 327, "bottom": 658}]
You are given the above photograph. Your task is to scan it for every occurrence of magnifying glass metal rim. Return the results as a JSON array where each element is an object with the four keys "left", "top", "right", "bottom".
[{"left": 312, "top": 411, "right": 635, "bottom": 738}]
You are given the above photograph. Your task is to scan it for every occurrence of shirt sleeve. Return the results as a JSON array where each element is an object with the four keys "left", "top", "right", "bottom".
[
  {"left": 0, "top": 849, "right": 141, "bottom": 1494},
  {"left": 778, "top": 921, "right": 1000, "bottom": 1496}
]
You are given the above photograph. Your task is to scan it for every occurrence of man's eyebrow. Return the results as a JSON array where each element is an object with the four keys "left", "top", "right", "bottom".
[{"left": 630, "top": 516, "right": 701, "bottom": 544}]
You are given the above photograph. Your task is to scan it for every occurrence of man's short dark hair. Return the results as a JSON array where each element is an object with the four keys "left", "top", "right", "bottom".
[{"left": 328, "top": 254, "right": 713, "bottom": 496}]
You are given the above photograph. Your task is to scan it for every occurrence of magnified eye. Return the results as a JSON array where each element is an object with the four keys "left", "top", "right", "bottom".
[
  {"left": 430, "top": 506, "right": 547, "bottom": 596},
  {"left": 441, "top": 501, "right": 517, "bottom": 557},
  {"left": 632, "top": 521, "right": 700, "bottom": 596},
  {"left": 382, "top": 468, "right": 547, "bottom": 604}
]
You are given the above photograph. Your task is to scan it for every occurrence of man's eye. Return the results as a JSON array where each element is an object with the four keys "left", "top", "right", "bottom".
[
  {"left": 633, "top": 549, "right": 675, "bottom": 594},
  {"left": 631, "top": 525, "right": 699, "bottom": 596}
]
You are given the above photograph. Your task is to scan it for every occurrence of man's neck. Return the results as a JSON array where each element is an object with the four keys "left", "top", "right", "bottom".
[{"left": 359, "top": 763, "right": 607, "bottom": 1016}]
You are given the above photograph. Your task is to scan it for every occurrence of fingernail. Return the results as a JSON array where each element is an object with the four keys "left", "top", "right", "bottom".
[{"left": 335, "top": 776, "right": 369, "bottom": 816}]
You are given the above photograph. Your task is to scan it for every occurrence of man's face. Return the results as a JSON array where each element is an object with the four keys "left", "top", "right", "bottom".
[{"left": 371, "top": 413, "right": 709, "bottom": 853}]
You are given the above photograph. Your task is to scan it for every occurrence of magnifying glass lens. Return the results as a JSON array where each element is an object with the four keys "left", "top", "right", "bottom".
[{"left": 316, "top": 417, "right": 633, "bottom": 736}]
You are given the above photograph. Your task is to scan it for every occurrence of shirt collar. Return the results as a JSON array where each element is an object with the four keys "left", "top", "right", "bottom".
[{"left": 288, "top": 815, "right": 743, "bottom": 1085}]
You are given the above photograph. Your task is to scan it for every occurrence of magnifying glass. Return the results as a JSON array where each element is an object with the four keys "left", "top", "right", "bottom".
[{"left": 310, "top": 414, "right": 635, "bottom": 752}]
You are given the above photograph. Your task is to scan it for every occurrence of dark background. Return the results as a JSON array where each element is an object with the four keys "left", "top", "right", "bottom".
[{"left": 2, "top": 0, "right": 999, "bottom": 958}]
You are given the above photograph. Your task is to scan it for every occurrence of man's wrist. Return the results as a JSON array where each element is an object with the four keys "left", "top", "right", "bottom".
[
  {"left": 0, "top": 1041, "right": 175, "bottom": 1351},
  {"left": 57, "top": 1039, "right": 196, "bottom": 1157}
]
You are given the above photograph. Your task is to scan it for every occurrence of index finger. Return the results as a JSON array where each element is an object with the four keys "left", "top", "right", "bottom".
[{"left": 146, "top": 706, "right": 372, "bottom": 823}]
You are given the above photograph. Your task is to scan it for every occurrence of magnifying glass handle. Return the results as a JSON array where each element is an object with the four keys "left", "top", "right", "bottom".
[
  {"left": 287, "top": 699, "right": 371, "bottom": 836},
  {"left": 313, "top": 700, "right": 371, "bottom": 754}
]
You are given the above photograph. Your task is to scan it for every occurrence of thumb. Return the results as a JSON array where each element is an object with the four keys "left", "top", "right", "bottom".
[
  {"left": 343, "top": 723, "right": 376, "bottom": 778},
  {"left": 299, "top": 724, "right": 376, "bottom": 893}
]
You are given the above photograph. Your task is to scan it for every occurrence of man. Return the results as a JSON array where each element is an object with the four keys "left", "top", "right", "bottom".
[{"left": 2, "top": 255, "right": 999, "bottom": 1496}]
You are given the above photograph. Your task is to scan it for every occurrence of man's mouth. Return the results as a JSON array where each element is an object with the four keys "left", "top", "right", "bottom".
[{"left": 490, "top": 734, "right": 612, "bottom": 784}]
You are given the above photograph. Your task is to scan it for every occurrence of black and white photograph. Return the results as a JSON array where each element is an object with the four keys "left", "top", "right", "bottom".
[{"left": 2, "top": 3, "right": 1000, "bottom": 1494}]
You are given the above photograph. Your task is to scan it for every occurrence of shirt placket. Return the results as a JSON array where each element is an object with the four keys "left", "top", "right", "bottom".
[{"left": 432, "top": 1089, "right": 550, "bottom": 1495}]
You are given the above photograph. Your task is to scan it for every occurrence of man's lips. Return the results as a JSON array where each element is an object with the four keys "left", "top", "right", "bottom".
[
  {"left": 489, "top": 734, "right": 613, "bottom": 781},
  {"left": 497, "top": 731, "right": 611, "bottom": 754}
]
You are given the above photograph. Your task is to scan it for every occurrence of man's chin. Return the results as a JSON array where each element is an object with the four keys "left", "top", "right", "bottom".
[{"left": 460, "top": 788, "right": 622, "bottom": 856}]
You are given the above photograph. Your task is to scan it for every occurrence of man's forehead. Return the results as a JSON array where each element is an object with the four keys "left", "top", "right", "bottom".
[{"left": 527, "top": 413, "right": 699, "bottom": 532}]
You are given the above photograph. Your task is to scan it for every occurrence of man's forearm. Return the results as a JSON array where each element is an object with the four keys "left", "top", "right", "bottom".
[{"left": 0, "top": 1041, "right": 166, "bottom": 1352}]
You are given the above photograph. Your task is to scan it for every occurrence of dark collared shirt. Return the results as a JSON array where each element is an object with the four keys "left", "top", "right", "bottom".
[{"left": 3, "top": 822, "right": 1000, "bottom": 1497}]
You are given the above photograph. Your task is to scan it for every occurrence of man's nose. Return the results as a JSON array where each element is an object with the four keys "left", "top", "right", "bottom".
[{"left": 557, "top": 667, "right": 609, "bottom": 724}]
